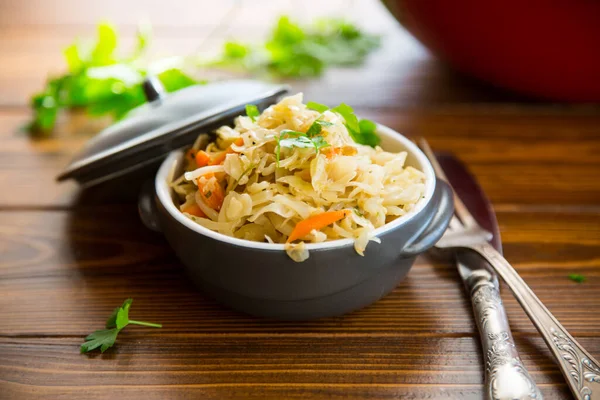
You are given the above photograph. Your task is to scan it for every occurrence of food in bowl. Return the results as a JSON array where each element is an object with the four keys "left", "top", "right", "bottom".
[
  {"left": 149, "top": 104, "right": 452, "bottom": 319},
  {"left": 170, "top": 94, "right": 426, "bottom": 261}
]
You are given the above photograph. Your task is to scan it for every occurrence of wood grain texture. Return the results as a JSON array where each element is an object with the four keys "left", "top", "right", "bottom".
[
  {"left": 1, "top": 0, "right": 599, "bottom": 399},
  {"left": 2, "top": 336, "right": 594, "bottom": 399}
]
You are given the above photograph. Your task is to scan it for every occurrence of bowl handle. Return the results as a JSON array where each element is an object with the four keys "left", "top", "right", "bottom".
[
  {"left": 138, "top": 179, "right": 162, "bottom": 232},
  {"left": 399, "top": 179, "right": 454, "bottom": 257}
]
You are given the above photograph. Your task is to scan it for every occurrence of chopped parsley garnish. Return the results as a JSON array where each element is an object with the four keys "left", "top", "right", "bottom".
[
  {"left": 306, "top": 119, "right": 333, "bottom": 137},
  {"left": 568, "top": 274, "right": 586, "bottom": 283},
  {"left": 81, "top": 299, "right": 161, "bottom": 353},
  {"left": 306, "top": 101, "right": 329, "bottom": 113},
  {"left": 306, "top": 101, "right": 381, "bottom": 147},
  {"left": 205, "top": 190, "right": 212, "bottom": 198},
  {"left": 275, "top": 129, "right": 330, "bottom": 166},
  {"left": 245, "top": 104, "right": 260, "bottom": 122}
]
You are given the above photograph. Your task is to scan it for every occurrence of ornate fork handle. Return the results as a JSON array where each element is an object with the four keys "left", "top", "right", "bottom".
[
  {"left": 468, "top": 242, "right": 600, "bottom": 400},
  {"left": 460, "top": 252, "right": 542, "bottom": 399}
]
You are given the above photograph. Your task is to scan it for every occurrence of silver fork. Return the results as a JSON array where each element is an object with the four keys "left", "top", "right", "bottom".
[{"left": 419, "top": 138, "right": 600, "bottom": 400}]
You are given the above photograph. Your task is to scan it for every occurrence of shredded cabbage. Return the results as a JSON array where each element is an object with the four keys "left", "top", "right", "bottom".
[{"left": 172, "top": 93, "right": 426, "bottom": 261}]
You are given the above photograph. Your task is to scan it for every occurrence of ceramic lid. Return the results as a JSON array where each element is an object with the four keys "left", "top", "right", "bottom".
[{"left": 57, "top": 78, "right": 289, "bottom": 186}]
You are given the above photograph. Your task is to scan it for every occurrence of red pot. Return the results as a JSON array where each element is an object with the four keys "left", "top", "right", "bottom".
[{"left": 383, "top": 0, "right": 600, "bottom": 101}]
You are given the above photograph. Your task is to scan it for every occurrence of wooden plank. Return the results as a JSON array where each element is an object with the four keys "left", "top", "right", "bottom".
[
  {"left": 1, "top": 1, "right": 599, "bottom": 398},
  {"left": 0, "top": 209, "right": 598, "bottom": 337},
  {"left": 0, "top": 335, "right": 587, "bottom": 400}
]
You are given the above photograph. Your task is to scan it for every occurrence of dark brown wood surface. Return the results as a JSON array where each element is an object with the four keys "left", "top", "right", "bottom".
[{"left": 1, "top": 1, "right": 599, "bottom": 399}]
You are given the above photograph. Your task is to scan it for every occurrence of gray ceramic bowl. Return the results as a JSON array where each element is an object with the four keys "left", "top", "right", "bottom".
[{"left": 140, "top": 124, "right": 453, "bottom": 320}]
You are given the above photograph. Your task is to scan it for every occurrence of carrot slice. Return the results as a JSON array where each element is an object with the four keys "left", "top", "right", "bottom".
[
  {"left": 196, "top": 175, "right": 225, "bottom": 211},
  {"left": 209, "top": 151, "right": 228, "bottom": 166},
  {"left": 208, "top": 137, "right": 245, "bottom": 165},
  {"left": 287, "top": 210, "right": 351, "bottom": 243},
  {"left": 195, "top": 150, "right": 210, "bottom": 167},
  {"left": 323, "top": 146, "right": 358, "bottom": 159},
  {"left": 181, "top": 203, "right": 206, "bottom": 218}
]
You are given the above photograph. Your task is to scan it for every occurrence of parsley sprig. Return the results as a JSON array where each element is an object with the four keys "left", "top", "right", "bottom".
[
  {"left": 30, "top": 22, "right": 198, "bottom": 135},
  {"left": 219, "top": 16, "right": 380, "bottom": 78},
  {"left": 80, "top": 298, "right": 162, "bottom": 353},
  {"left": 29, "top": 17, "right": 380, "bottom": 135},
  {"left": 275, "top": 129, "right": 330, "bottom": 166},
  {"left": 307, "top": 101, "right": 381, "bottom": 147},
  {"left": 568, "top": 274, "right": 587, "bottom": 284},
  {"left": 245, "top": 104, "right": 260, "bottom": 122},
  {"left": 266, "top": 99, "right": 381, "bottom": 165}
]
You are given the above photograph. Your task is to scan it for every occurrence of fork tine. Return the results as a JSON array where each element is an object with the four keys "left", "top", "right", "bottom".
[{"left": 417, "top": 138, "right": 479, "bottom": 228}]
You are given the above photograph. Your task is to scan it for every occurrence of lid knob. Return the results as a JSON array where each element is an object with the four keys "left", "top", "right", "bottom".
[{"left": 142, "top": 76, "right": 165, "bottom": 102}]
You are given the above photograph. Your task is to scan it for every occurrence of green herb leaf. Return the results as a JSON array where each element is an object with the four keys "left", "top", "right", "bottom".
[
  {"left": 90, "top": 22, "right": 118, "bottom": 66},
  {"left": 306, "top": 101, "right": 329, "bottom": 113},
  {"left": 29, "top": 16, "right": 380, "bottom": 134},
  {"left": 105, "top": 298, "right": 133, "bottom": 329},
  {"left": 81, "top": 298, "right": 161, "bottom": 354},
  {"left": 310, "top": 135, "right": 330, "bottom": 152},
  {"left": 224, "top": 41, "right": 250, "bottom": 59},
  {"left": 328, "top": 103, "right": 380, "bottom": 147},
  {"left": 214, "top": 16, "right": 380, "bottom": 78},
  {"left": 306, "top": 119, "right": 333, "bottom": 137},
  {"left": 245, "top": 104, "right": 260, "bottom": 122},
  {"left": 80, "top": 328, "right": 120, "bottom": 353},
  {"left": 331, "top": 103, "right": 359, "bottom": 133},
  {"left": 356, "top": 119, "right": 381, "bottom": 147},
  {"left": 28, "top": 21, "right": 199, "bottom": 134},
  {"left": 568, "top": 274, "right": 586, "bottom": 283},
  {"left": 275, "top": 129, "right": 329, "bottom": 166},
  {"left": 64, "top": 43, "right": 83, "bottom": 73},
  {"left": 157, "top": 68, "right": 197, "bottom": 93}
]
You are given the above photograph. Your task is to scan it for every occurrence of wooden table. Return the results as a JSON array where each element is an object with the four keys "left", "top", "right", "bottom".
[{"left": 1, "top": 1, "right": 599, "bottom": 399}]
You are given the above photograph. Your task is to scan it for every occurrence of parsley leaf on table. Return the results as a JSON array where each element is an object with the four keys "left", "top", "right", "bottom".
[
  {"left": 30, "top": 16, "right": 380, "bottom": 135},
  {"left": 28, "top": 22, "right": 198, "bottom": 135},
  {"left": 81, "top": 328, "right": 121, "bottom": 354},
  {"left": 215, "top": 16, "right": 380, "bottom": 78},
  {"left": 81, "top": 298, "right": 162, "bottom": 354},
  {"left": 568, "top": 274, "right": 586, "bottom": 284}
]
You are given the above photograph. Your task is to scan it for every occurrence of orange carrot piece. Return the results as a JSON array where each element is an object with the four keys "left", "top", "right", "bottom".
[
  {"left": 195, "top": 150, "right": 210, "bottom": 167},
  {"left": 287, "top": 210, "right": 350, "bottom": 243},
  {"left": 324, "top": 148, "right": 341, "bottom": 159},
  {"left": 324, "top": 146, "right": 357, "bottom": 159},
  {"left": 209, "top": 151, "right": 227, "bottom": 166},
  {"left": 181, "top": 203, "right": 206, "bottom": 218},
  {"left": 209, "top": 138, "right": 245, "bottom": 165},
  {"left": 196, "top": 176, "right": 225, "bottom": 211}
]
